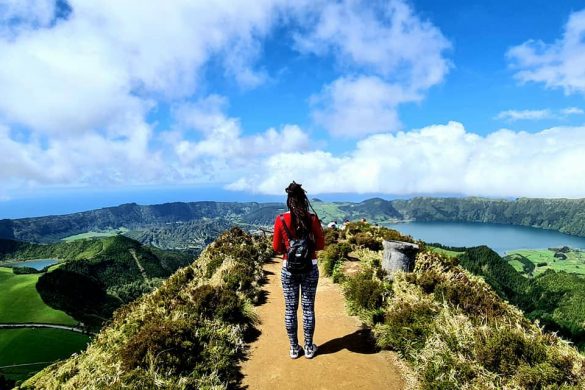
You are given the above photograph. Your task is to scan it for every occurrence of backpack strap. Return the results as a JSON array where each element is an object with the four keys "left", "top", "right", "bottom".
[{"left": 279, "top": 214, "right": 293, "bottom": 240}]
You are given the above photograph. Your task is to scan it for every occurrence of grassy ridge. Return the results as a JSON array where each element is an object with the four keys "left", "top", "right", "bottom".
[
  {"left": 321, "top": 224, "right": 585, "bottom": 388},
  {"left": 22, "top": 228, "right": 272, "bottom": 389},
  {"left": 0, "top": 235, "right": 193, "bottom": 330},
  {"left": 0, "top": 267, "right": 75, "bottom": 325},
  {"left": 0, "top": 329, "right": 89, "bottom": 382}
]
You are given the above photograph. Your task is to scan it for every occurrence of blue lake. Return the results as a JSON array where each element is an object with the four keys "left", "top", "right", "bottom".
[
  {"left": 2, "top": 259, "right": 58, "bottom": 270},
  {"left": 385, "top": 222, "right": 585, "bottom": 255}
]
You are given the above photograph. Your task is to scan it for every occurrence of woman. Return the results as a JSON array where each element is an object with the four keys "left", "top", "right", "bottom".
[{"left": 273, "top": 181, "right": 325, "bottom": 359}]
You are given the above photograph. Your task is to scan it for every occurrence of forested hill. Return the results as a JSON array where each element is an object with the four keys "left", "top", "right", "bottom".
[
  {"left": 391, "top": 197, "right": 585, "bottom": 237},
  {"left": 0, "top": 201, "right": 285, "bottom": 243},
  {"left": 1, "top": 197, "right": 585, "bottom": 244}
]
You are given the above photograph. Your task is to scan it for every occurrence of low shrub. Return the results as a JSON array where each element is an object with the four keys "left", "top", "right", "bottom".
[
  {"left": 318, "top": 242, "right": 351, "bottom": 276},
  {"left": 222, "top": 263, "right": 256, "bottom": 295},
  {"left": 323, "top": 228, "right": 339, "bottom": 246},
  {"left": 187, "top": 285, "right": 246, "bottom": 324},
  {"left": 475, "top": 327, "right": 547, "bottom": 376},
  {"left": 349, "top": 232, "right": 382, "bottom": 251},
  {"left": 343, "top": 268, "right": 386, "bottom": 313},
  {"left": 120, "top": 318, "right": 202, "bottom": 374},
  {"left": 374, "top": 289, "right": 439, "bottom": 354}
]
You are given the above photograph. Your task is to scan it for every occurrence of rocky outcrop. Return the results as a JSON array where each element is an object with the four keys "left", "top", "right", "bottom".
[{"left": 382, "top": 240, "right": 420, "bottom": 280}]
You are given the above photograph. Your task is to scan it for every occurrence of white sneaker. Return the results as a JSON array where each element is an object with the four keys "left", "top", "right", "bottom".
[
  {"left": 304, "top": 343, "right": 318, "bottom": 359},
  {"left": 290, "top": 344, "right": 302, "bottom": 359}
]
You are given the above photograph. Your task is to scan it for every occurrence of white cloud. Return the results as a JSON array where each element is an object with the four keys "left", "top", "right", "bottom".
[
  {"left": 0, "top": 1, "right": 450, "bottom": 195},
  {"left": 297, "top": 0, "right": 451, "bottom": 137},
  {"left": 562, "top": 107, "right": 584, "bottom": 115},
  {"left": 0, "top": 0, "right": 300, "bottom": 190},
  {"left": 495, "top": 107, "right": 585, "bottom": 121},
  {"left": 495, "top": 109, "right": 553, "bottom": 122},
  {"left": 229, "top": 122, "right": 585, "bottom": 198},
  {"left": 311, "top": 76, "right": 416, "bottom": 136},
  {"left": 0, "top": 0, "right": 290, "bottom": 137},
  {"left": 294, "top": 0, "right": 451, "bottom": 87},
  {"left": 171, "top": 100, "right": 310, "bottom": 180},
  {"left": 508, "top": 9, "right": 585, "bottom": 94}
]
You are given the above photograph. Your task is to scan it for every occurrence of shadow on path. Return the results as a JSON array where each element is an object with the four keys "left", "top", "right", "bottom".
[{"left": 318, "top": 328, "right": 379, "bottom": 356}]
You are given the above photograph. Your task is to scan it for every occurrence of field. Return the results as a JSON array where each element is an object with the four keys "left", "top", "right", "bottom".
[
  {"left": 429, "top": 246, "right": 464, "bottom": 258},
  {"left": 0, "top": 328, "right": 89, "bottom": 382},
  {"left": 504, "top": 248, "right": 585, "bottom": 276},
  {"left": 0, "top": 267, "right": 76, "bottom": 324},
  {"left": 312, "top": 202, "right": 350, "bottom": 224},
  {"left": 61, "top": 228, "right": 128, "bottom": 242}
]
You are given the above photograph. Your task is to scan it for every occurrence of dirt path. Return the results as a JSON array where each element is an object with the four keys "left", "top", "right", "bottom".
[{"left": 241, "top": 258, "right": 406, "bottom": 390}]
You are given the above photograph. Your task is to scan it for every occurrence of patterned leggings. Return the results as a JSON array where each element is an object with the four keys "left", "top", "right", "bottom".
[{"left": 281, "top": 264, "right": 319, "bottom": 347}]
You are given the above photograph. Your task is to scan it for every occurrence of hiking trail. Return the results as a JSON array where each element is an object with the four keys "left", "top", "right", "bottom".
[{"left": 241, "top": 258, "right": 408, "bottom": 390}]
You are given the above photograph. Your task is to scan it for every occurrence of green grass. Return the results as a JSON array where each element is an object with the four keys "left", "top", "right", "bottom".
[
  {"left": 0, "top": 329, "right": 89, "bottom": 382},
  {"left": 0, "top": 267, "right": 76, "bottom": 325},
  {"left": 61, "top": 228, "right": 128, "bottom": 242},
  {"left": 429, "top": 246, "right": 464, "bottom": 258},
  {"left": 505, "top": 248, "right": 585, "bottom": 276},
  {"left": 311, "top": 202, "right": 350, "bottom": 223}
]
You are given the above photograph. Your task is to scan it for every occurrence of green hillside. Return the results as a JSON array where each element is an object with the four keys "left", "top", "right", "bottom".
[
  {"left": 22, "top": 228, "right": 272, "bottom": 389},
  {"left": 0, "top": 236, "right": 192, "bottom": 330},
  {"left": 322, "top": 225, "right": 585, "bottom": 388},
  {"left": 20, "top": 225, "right": 585, "bottom": 389},
  {"left": 0, "top": 267, "right": 75, "bottom": 325},
  {"left": 0, "top": 329, "right": 89, "bottom": 382},
  {"left": 430, "top": 243, "right": 585, "bottom": 351}
]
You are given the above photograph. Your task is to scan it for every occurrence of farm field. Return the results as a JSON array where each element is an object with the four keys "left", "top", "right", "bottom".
[
  {"left": 0, "top": 267, "right": 76, "bottom": 324},
  {"left": 0, "top": 328, "right": 89, "bottom": 382},
  {"left": 504, "top": 248, "right": 585, "bottom": 276},
  {"left": 61, "top": 228, "right": 128, "bottom": 242}
]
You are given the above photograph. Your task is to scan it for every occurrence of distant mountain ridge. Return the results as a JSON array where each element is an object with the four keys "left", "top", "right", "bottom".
[
  {"left": 1, "top": 197, "right": 585, "bottom": 246},
  {"left": 0, "top": 201, "right": 286, "bottom": 243}
]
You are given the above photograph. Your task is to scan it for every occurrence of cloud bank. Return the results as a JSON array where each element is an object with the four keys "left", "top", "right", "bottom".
[
  {"left": 229, "top": 122, "right": 585, "bottom": 198},
  {"left": 1, "top": 1, "right": 583, "bottom": 200}
]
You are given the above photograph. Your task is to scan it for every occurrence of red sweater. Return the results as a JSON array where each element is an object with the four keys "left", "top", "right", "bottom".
[{"left": 273, "top": 212, "right": 325, "bottom": 260}]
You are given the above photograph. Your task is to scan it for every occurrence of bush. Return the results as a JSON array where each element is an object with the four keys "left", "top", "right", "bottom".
[
  {"left": 318, "top": 242, "right": 351, "bottom": 276},
  {"left": 187, "top": 285, "right": 246, "bottom": 324},
  {"left": 349, "top": 233, "right": 382, "bottom": 251},
  {"left": 375, "top": 293, "right": 439, "bottom": 353},
  {"left": 323, "top": 228, "right": 339, "bottom": 246},
  {"left": 222, "top": 263, "right": 255, "bottom": 292},
  {"left": 514, "top": 362, "right": 565, "bottom": 388},
  {"left": 475, "top": 327, "right": 547, "bottom": 376},
  {"left": 343, "top": 268, "right": 386, "bottom": 313},
  {"left": 120, "top": 318, "right": 202, "bottom": 375}
]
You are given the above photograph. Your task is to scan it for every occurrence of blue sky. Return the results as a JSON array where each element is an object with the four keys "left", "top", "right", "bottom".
[{"left": 1, "top": 0, "right": 585, "bottom": 218}]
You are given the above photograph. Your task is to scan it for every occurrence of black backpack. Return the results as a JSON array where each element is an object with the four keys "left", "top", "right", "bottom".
[{"left": 280, "top": 214, "right": 313, "bottom": 274}]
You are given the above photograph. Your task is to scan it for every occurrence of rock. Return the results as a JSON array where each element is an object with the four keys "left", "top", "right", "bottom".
[{"left": 382, "top": 240, "right": 420, "bottom": 280}]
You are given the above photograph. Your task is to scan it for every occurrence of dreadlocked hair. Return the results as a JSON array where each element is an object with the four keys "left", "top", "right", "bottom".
[{"left": 285, "top": 181, "right": 312, "bottom": 237}]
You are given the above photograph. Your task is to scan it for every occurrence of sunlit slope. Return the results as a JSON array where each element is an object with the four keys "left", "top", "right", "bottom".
[
  {"left": 0, "top": 267, "right": 75, "bottom": 325},
  {"left": 22, "top": 228, "right": 271, "bottom": 389}
]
